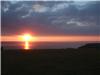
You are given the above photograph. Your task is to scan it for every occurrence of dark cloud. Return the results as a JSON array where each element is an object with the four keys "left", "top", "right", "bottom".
[{"left": 1, "top": 1, "right": 100, "bottom": 35}]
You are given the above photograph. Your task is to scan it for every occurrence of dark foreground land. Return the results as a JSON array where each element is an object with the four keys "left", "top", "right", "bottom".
[{"left": 2, "top": 43, "right": 100, "bottom": 75}]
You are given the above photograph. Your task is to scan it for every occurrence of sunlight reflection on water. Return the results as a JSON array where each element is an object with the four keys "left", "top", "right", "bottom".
[{"left": 24, "top": 41, "right": 29, "bottom": 50}]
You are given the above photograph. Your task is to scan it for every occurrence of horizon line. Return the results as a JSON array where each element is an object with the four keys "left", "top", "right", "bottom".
[{"left": 1, "top": 35, "right": 100, "bottom": 42}]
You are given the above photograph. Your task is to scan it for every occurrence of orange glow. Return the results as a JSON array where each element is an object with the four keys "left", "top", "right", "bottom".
[
  {"left": 23, "top": 34, "right": 32, "bottom": 41},
  {"left": 1, "top": 35, "right": 100, "bottom": 42},
  {"left": 1, "top": 35, "right": 100, "bottom": 49},
  {"left": 22, "top": 34, "right": 32, "bottom": 50},
  {"left": 25, "top": 41, "right": 29, "bottom": 50}
]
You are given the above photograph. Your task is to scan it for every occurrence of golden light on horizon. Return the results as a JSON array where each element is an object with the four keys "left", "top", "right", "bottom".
[
  {"left": 23, "top": 34, "right": 32, "bottom": 41},
  {"left": 22, "top": 34, "right": 32, "bottom": 50},
  {"left": 25, "top": 41, "right": 29, "bottom": 50},
  {"left": 1, "top": 35, "right": 100, "bottom": 49},
  {"left": 1, "top": 35, "right": 100, "bottom": 42}
]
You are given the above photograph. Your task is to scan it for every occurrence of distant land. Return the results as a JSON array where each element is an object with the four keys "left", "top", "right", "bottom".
[
  {"left": 79, "top": 43, "right": 100, "bottom": 49},
  {"left": 2, "top": 43, "right": 100, "bottom": 75}
]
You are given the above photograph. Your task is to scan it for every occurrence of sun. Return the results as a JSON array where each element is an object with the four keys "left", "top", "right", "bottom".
[
  {"left": 18, "top": 33, "right": 36, "bottom": 50},
  {"left": 22, "top": 33, "right": 32, "bottom": 50},
  {"left": 23, "top": 34, "right": 32, "bottom": 41}
]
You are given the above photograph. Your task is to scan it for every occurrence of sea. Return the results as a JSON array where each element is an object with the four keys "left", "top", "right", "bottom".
[{"left": 1, "top": 41, "right": 100, "bottom": 50}]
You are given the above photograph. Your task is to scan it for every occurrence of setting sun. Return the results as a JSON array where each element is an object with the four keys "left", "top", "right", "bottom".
[
  {"left": 22, "top": 34, "right": 32, "bottom": 50},
  {"left": 23, "top": 34, "right": 32, "bottom": 41}
]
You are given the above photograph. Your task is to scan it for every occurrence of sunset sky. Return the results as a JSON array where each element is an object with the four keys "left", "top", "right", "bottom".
[{"left": 1, "top": 1, "right": 100, "bottom": 42}]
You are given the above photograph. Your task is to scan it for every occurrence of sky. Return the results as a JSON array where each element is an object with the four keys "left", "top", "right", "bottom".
[{"left": 1, "top": 1, "right": 100, "bottom": 36}]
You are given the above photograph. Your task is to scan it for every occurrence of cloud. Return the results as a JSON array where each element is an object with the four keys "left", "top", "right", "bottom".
[
  {"left": 51, "top": 3, "right": 69, "bottom": 12},
  {"left": 21, "top": 9, "right": 33, "bottom": 18},
  {"left": 51, "top": 16, "right": 89, "bottom": 30},
  {"left": 71, "top": 1, "right": 89, "bottom": 10},
  {"left": 2, "top": 1, "right": 99, "bottom": 35},
  {"left": 32, "top": 4, "right": 49, "bottom": 13},
  {"left": 67, "top": 21, "right": 87, "bottom": 26},
  {"left": 21, "top": 14, "right": 30, "bottom": 18},
  {"left": 3, "top": 7, "right": 9, "bottom": 12},
  {"left": 10, "top": 1, "right": 19, "bottom": 4},
  {"left": 66, "top": 19, "right": 89, "bottom": 27},
  {"left": 2, "top": 3, "right": 10, "bottom": 13},
  {"left": 15, "top": 4, "right": 27, "bottom": 12}
]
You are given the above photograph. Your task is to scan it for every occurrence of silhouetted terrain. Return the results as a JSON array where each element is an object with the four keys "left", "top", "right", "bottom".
[
  {"left": 1, "top": 43, "right": 100, "bottom": 75},
  {"left": 79, "top": 43, "right": 100, "bottom": 49}
]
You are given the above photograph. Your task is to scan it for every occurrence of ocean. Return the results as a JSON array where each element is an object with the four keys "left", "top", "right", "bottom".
[{"left": 1, "top": 41, "right": 99, "bottom": 49}]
